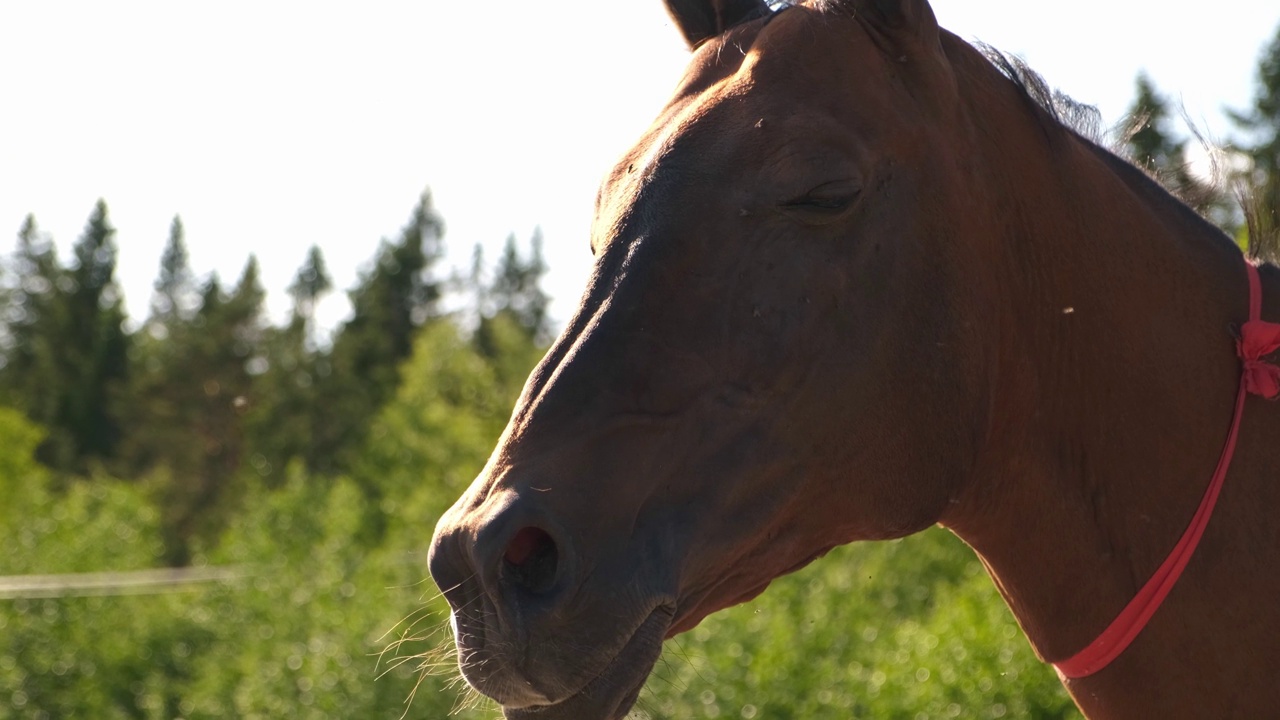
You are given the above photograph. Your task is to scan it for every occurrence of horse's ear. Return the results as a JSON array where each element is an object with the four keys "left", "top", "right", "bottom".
[
  {"left": 664, "top": 0, "right": 771, "bottom": 49},
  {"left": 851, "top": 0, "right": 940, "bottom": 47}
]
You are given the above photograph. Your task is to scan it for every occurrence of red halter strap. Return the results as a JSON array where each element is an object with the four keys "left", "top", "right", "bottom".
[{"left": 1053, "top": 260, "right": 1280, "bottom": 679}]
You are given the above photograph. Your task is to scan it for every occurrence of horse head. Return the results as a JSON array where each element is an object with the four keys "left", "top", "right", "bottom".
[{"left": 431, "top": 0, "right": 1084, "bottom": 717}]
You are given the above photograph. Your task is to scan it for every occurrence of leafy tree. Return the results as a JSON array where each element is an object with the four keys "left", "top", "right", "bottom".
[
  {"left": 355, "top": 314, "right": 545, "bottom": 515},
  {"left": 1, "top": 312, "right": 546, "bottom": 720},
  {"left": 0, "top": 203, "right": 1090, "bottom": 719},
  {"left": 0, "top": 408, "right": 204, "bottom": 720},
  {"left": 637, "top": 530, "right": 1078, "bottom": 720},
  {"left": 0, "top": 406, "right": 46, "bottom": 528}
]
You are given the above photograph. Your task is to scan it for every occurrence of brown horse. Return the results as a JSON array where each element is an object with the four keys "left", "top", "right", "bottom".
[{"left": 429, "top": 0, "right": 1280, "bottom": 717}]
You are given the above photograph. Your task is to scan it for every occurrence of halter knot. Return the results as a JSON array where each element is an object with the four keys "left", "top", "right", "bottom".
[{"left": 1239, "top": 319, "right": 1280, "bottom": 399}]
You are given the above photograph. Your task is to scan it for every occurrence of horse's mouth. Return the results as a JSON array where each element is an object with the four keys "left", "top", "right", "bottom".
[{"left": 503, "top": 605, "right": 673, "bottom": 720}]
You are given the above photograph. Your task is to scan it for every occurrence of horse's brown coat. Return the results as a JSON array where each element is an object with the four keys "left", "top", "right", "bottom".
[{"left": 429, "top": 2, "right": 1280, "bottom": 718}]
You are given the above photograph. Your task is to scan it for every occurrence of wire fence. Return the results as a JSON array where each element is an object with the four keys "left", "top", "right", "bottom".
[{"left": 0, "top": 566, "right": 251, "bottom": 599}]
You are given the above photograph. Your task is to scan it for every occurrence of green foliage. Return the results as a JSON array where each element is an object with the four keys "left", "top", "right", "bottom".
[
  {"left": 636, "top": 529, "right": 1078, "bottom": 720},
  {"left": 0, "top": 406, "right": 46, "bottom": 529},
  {"left": 1233, "top": 22, "right": 1280, "bottom": 184},
  {"left": 0, "top": 204, "right": 129, "bottom": 475},
  {"left": 288, "top": 246, "right": 333, "bottom": 319},
  {"left": 0, "top": 314, "right": 1085, "bottom": 720},
  {"left": 0, "top": 410, "right": 198, "bottom": 720},
  {"left": 0, "top": 188, "right": 523, "bottom": 559},
  {"left": 243, "top": 246, "right": 332, "bottom": 487},
  {"left": 0, "top": 408, "right": 162, "bottom": 574},
  {"left": 480, "top": 230, "right": 552, "bottom": 346},
  {"left": 149, "top": 216, "right": 197, "bottom": 325},
  {"left": 317, "top": 191, "right": 448, "bottom": 475},
  {"left": 173, "top": 317, "right": 543, "bottom": 719},
  {"left": 50, "top": 200, "right": 130, "bottom": 471},
  {"left": 353, "top": 314, "right": 544, "bottom": 545},
  {"left": 0, "top": 217, "right": 62, "bottom": 413},
  {"left": 241, "top": 315, "right": 322, "bottom": 487},
  {"left": 176, "top": 472, "right": 417, "bottom": 719},
  {"left": 1231, "top": 21, "right": 1280, "bottom": 258},
  {"left": 121, "top": 255, "right": 269, "bottom": 561},
  {"left": 466, "top": 230, "right": 553, "bottom": 356},
  {"left": 0, "top": 185, "right": 1090, "bottom": 719},
  {"left": 0, "top": 309, "right": 546, "bottom": 720}
]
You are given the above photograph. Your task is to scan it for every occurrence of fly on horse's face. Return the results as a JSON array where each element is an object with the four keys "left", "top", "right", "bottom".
[{"left": 431, "top": 1, "right": 1004, "bottom": 717}]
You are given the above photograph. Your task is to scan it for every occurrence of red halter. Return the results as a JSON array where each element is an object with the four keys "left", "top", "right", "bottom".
[{"left": 1053, "top": 260, "right": 1280, "bottom": 679}]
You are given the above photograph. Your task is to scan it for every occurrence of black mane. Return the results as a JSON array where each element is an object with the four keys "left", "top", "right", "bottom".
[{"left": 975, "top": 44, "right": 1105, "bottom": 144}]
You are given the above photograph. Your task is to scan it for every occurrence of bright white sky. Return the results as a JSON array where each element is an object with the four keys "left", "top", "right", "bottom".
[{"left": 2, "top": 0, "right": 1278, "bottom": 333}]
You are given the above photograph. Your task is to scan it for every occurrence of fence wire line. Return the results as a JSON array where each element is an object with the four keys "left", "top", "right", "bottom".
[{"left": 0, "top": 566, "right": 251, "bottom": 599}]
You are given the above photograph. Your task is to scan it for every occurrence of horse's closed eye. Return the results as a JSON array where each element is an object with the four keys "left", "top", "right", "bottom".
[
  {"left": 788, "top": 194, "right": 854, "bottom": 210},
  {"left": 781, "top": 179, "right": 862, "bottom": 219}
]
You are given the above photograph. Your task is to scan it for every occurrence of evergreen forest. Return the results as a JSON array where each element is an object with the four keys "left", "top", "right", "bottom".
[{"left": 2, "top": 28, "right": 1280, "bottom": 719}]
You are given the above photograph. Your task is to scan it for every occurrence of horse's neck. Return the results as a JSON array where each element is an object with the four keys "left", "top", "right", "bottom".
[{"left": 943, "top": 133, "right": 1280, "bottom": 716}]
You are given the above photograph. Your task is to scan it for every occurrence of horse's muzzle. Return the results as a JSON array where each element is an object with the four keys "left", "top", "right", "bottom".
[{"left": 429, "top": 495, "right": 578, "bottom": 699}]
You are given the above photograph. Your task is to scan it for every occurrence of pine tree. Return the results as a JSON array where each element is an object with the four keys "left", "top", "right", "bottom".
[
  {"left": 2, "top": 202, "right": 130, "bottom": 473},
  {"left": 56, "top": 201, "right": 129, "bottom": 470},
  {"left": 0, "top": 216, "right": 63, "bottom": 415},
  {"left": 286, "top": 244, "right": 332, "bottom": 344},
  {"left": 1123, "top": 73, "right": 1232, "bottom": 230},
  {"left": 487, "top": 229, "right": 550, "bottom": 343},
  {"left": 465, "top": 242, "right": 488, "bottom": 328},
  {"left": 1231, "top": 22, "right": 1280, "bottom": 256},
  {"left": 473, "top": 229, "right": 552, "bottom": 363},
  {"left": 116, "top": 218, "right": 200, "bottom": 481},
  {"left": 1126, "top": 74, "right": 1183, "bottom": 174},
  {"left": 150, "top": 216, "right": 196, "bottom": 333},
  {"left": 122, "top": 246, "right": 269, "bottom": 560},
  {"left": 317, "top": 190, "right": 446, "bottom": 474},
  {"left": 336, "top": 190, "right": 445, "bottom": 364},
  {"left": 245, "top": 246, "right": 334, "bottom": 485},
  {"left": 159, "top": 257, "right": 266, "bottom": 559}
]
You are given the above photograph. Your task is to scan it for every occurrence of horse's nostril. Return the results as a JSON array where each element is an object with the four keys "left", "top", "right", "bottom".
[{"left": 502, "top": 526, "right": 559, "bottom": 594}]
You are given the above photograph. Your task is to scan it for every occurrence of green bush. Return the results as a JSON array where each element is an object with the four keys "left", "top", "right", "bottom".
[
  {"left": 0, "top": 322, "right": 1081, "bottom": 719},
  {"left": 0, "top": 409, "right": 204, "bottom": 719},
  {"left": 636, "top": 529, "right": 1080, "bottom": 720}
]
